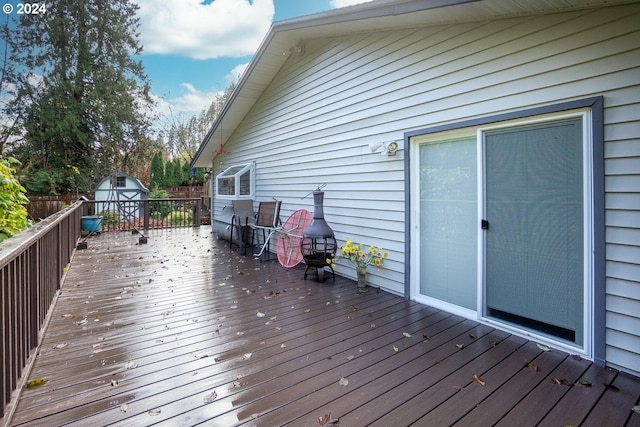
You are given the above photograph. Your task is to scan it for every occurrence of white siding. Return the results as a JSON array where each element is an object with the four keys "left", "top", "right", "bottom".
[{"left": 211, "top": 3, "right": 640, "bottom": 373}]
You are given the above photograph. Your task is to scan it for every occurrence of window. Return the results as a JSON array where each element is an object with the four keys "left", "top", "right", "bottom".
[
  {"left": 216, "top": 162, "right": 255, "bottom": 200},
  {"left": 116, "top": 176, "right": 126, "bottom": 187}
]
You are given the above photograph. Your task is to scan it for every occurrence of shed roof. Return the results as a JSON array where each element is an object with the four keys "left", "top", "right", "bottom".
[
  {"left": 191, "top": 0, "right": 631, "bottom": 167},
  {"left": 94, "top": 171, "right": 149, "bottom": 193}
]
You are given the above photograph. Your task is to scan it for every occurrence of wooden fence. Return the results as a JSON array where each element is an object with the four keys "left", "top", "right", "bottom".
[
  {"left": 0, "top": 201, "right": 83, "bottom": 420},
  {"left": 26, "top": 186, "right": 205, "bottom": 221}
]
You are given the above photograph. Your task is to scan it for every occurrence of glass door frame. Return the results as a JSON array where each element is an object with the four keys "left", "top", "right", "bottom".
[{"left": 409, "top": 106, "right": 598, "bottom": 359}]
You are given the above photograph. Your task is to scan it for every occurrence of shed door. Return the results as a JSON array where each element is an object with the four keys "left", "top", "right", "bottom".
[{"left": 483, "top": 119, "right": 584, "bottom": 345}]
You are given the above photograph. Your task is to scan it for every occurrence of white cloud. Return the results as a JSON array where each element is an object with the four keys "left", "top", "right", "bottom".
[
  {"left": 154, "top": 83, "right": 222, "bottom": 118},
  {"left": 136, "top": 0, "right": 275, "bottom": 60},
  {"left": 330, "top": 0, "right": 374, "bottom": 8},
  {"left": 226, "top": 63, "right": 249, "bottom": 85}
]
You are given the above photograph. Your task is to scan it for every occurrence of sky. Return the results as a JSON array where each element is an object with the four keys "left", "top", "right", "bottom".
[{"left": 133, "top": 0, "right": 374, "bottom": 126}]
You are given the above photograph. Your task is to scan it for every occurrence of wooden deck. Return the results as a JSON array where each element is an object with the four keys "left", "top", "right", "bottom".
[{"left": 6, "top": 228, "right": 640, "bottom": 426}]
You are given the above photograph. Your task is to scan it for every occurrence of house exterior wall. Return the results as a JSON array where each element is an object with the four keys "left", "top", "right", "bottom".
[{"left": 211, "top": 3, "right": 640, "bottom": 375}]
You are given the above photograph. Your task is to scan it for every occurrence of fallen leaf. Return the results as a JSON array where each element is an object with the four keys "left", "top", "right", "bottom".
[
  {"left": 125, "top": 360, "right": 137, "bottom": 369},
  {"left": 243, "top": 353, "right": 252, "bottom": 360},
  {"left": 393, "top": 345, "right": 399, "bottom": 352},
  {"left": 537, "top": 343, "right": 551, "bottom": 352},
  {"left": 403, "top": 332, "right": 412, "bottom": 338},
  {"left": 339, "top": 377, "right": 349, "bottom": 386},
  {"left": 148, "top": 408, "right": 162, "bottom": 416},
  {"left": 472, "top": 374, "right": 485, "bottom": 386},
  {"left": 469, "top": 334, "right": 476, "bottom": 339},
  {"left": 604, "top": 383, "right": 619, "bottom": 391},
  {"left": 26, "top": 378, "right": 48, "bottom": 389},
  {"left": 120, "top": 403, "right": 129, "bottom": 412},
  {"left": 256, "top": 311, "right": 265, "bottom": 318},
  {"left": 318, "top": 412, "right": 339, "bottom": 426},
  {"left": 574, "top": 380, "right": 592, "bottom": 388},
  {"left": 280, "top": 344, "right": 286, "bottom": 349},
  {"left": 423, "top": 335, "right": 430, "bottom": 342},
  {"left": 346, "top": 355, "right": 355, "bottom": 361},
  {"left": 456, "top": 343, "right": 465, "bottom": 350},
  {"left": 551, "top": 377, "right": 572, "bottom": 386},
  {"left": 527, "top": 362, "right": 538, "bottom": 372},
  {"left": 52, "top": 343, "right": 68, "bottom": 349},
  {"left": 203, "top": 391, "right": 217, "bottom": 404},
  {"left": 251, "top": 413, "right": 260, "bottom": 419},
  {"left": 111, "top": 379, "right": 118, "bottom": 387},
  {"left": 632, "top": 405, "right": 640, "bottom": 413}
]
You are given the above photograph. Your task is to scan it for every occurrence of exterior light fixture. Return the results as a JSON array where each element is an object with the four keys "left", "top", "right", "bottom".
[{"left": 369, "top": 141, "right": 399, "bottom": 156}]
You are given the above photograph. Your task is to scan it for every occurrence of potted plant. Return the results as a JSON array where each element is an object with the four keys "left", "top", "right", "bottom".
[{"left": 333, "top": 239, "right": 388, "bottom": 288}]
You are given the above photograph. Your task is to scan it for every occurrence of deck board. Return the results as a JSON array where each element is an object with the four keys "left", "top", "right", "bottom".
[{"left": 6, "top": 228, "right": 640, "bottom": 426}]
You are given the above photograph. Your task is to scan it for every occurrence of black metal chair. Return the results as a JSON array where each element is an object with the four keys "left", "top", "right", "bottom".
[{"left": 230, "top": 200, "right": 255, "bottom": 255}]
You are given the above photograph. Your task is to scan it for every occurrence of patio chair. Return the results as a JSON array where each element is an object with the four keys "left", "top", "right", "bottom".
[
  {"left": 250, "top": 200, "right": 282, "bottom": 260},
  {"left": 230, "top": 200, "right": 255, "bottom": 254}
]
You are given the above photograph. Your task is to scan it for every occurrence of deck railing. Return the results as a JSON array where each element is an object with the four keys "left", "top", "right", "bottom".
[
  {"left": 81, "top": 198, "right": 203, "bottom": 232},
  {"left": 0, "top": 201, "right": 83, "bottom": 419},
  {"left": 0, "top": 198, "right": 204, "bottom": 420}
]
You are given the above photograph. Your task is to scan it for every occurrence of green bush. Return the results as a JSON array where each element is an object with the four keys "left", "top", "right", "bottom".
[
  {"left": 149, "top": 188, "right": 171, "bottom": 218},
  {"left": 100, "top": 210, "right": 121, "bottom": 226},
  {"left": 0, "top": 157, "right": 32, "bottom": 242},
  {"left": 166, "top": 209, "right": 193, "bottom": 226}
]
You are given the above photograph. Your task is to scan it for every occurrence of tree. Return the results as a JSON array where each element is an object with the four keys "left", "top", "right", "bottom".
[
  {"left": 3, "top": 0, "right": 155, "bottom": 193},
  {"left": 0, "top": 157, "right": 31, "bottom": 241},
  {"left": 164, "top": 84, "right": 234, "bottom": 164},
  {"left": 150, "top": 151, "right": 165, "bottom": 188}
]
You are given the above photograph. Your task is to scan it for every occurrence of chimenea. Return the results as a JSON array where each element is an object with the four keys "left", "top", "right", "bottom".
[{"left": 301, "top": 190, "right": 336, "bottom": 283}]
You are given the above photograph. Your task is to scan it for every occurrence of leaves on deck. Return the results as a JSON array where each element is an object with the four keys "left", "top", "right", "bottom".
[
  {"left": 574, "top": 380, "right": 592, "bottom": 388},
  {"left": 537, "top": 343, "right": 551, "bottom": 352},
  {"left": 26, "top": 378, "right": 48, "bottom": 389},
  {"left": 527, "top": 362, "right": 539, "bottom": 372},
  {"left": 148, "top": 408, "right": 162, "bottom": 416},
  {"left": 551, "top": 377, "right": 572, "bottom": 386},
  {"left": 119, "top": 403, "right": 129, "bottom": 413},
  {"left": 318, "top": 412, "right": 339, "bottom": 426},
  {"left": 632, "top": 405, "right": 640, "bottom": 414},
  {"left": 203, "top": 391, "right": 218, "bottom": 404},
  {"left": 125, "top": 360, "right": 138, "bottom": 369},
  {"left": 339, "top": 377, "right": 349, "bottom": 386},
  {"left": 403, "top": 332, "right": 412, "bottom": 338},
  {"left": 456, "top": 343, "right": 465, "bottom": 350},
  {"left": 472, "top": 374, "right": 485, "bottom": 386}
]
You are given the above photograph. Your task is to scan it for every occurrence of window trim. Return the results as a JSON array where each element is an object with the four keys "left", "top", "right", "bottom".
[{"left": 215, "top": 161, "right": 255, "bottom": 200}]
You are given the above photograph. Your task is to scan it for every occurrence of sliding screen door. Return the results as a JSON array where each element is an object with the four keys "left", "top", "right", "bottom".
[{"left": 484, "top": 118, "right": 584, "bottom": 345}]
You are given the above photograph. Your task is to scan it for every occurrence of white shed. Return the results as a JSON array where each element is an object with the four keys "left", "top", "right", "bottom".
[
  {"left": 94, "top": 172, "right": 149, "bottom": 219},
  {"left": 192, "top": 0, "right": 640, "bottom": 377}
]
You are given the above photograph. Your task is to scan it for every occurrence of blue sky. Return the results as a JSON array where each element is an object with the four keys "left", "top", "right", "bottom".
[{"left": 133, "top": 0, "right": 373, "bottom": 125}]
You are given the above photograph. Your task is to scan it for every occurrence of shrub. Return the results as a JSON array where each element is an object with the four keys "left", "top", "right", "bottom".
[
  {"left": 100, "top": 210, "right": 121, "bottom": 227},
  {"left": 166, "top": 209, "right": 193, "bottom": 226},
  {"left": 0, "top": 157, "right": 32, "bottom": 242},
  {"left": 149, "top": 188, "right": 171, "bottom": 218}
]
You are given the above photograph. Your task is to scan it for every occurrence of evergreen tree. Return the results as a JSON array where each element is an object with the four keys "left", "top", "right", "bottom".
[
  {"left": 150, "top": 151, "right": 165, "bottom": 188},
  {"left": 4, "top": 0, "right": 154, "bottom": 193}
]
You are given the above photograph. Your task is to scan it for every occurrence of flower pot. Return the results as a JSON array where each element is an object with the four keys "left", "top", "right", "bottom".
[{"left": 357, "top": 267, "right": 367, "bottom": 288}]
